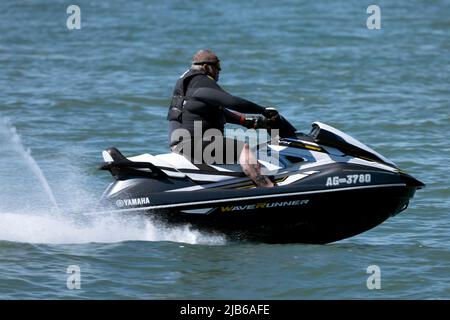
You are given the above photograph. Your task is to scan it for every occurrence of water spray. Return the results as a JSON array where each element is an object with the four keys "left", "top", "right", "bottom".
[{"left": 0, "top": 118, "right": 59, "bottom": 211}]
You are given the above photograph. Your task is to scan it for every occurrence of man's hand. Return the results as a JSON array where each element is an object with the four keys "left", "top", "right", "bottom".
[
  {"left": 263, "top": 107, "right": 279, "bottom": 121},
  {"left": 242, "top": 116, "right": 258, "bottom": 129},
  {"left": 242, "top": 116, "right": 268, "bottom": 129}
]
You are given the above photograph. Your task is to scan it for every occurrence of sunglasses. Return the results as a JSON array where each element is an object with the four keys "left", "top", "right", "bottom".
[{"left": 193, "top": 61, "right": 221, "bottom": 71}]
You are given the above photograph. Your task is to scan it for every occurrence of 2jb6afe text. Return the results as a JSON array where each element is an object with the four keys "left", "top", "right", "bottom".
[{"left": 180, "top": 304, "right": 270, "bottom": 317}]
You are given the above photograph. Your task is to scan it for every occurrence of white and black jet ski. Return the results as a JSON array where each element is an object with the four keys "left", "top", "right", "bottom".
[{"left": 99, "top": 116, "right": 424, "bottom": 244}]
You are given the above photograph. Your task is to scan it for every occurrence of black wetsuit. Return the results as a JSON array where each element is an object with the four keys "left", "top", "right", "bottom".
[{"left": 167, "top": 69, "right": 266, "bottom": 164}]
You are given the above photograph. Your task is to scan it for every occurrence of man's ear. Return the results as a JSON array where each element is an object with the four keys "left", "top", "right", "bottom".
[{"left": 203, "top": 64, "right": 210, "bottom": 73}]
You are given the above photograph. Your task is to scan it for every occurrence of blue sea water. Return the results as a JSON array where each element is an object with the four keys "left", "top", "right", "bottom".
[{"left": 0, "top": 0, "right": 449, "bottom": 299}]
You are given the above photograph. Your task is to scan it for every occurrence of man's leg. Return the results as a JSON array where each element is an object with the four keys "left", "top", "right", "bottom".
[{"left": 238, "top": 143, "right": 274, "bottom": 188}]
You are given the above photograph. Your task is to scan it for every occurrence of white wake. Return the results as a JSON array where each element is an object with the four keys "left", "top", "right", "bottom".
[{"left": 0, "top": 117, "right": 226, "bottom": 245}]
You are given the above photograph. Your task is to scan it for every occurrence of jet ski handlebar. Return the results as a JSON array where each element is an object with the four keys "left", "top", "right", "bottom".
[{"left": 244, "top": 111, "right": 298, "bottom": 139}]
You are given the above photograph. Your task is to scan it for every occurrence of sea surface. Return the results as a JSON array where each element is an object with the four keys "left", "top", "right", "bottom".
[{"left": 0, "top": 0, "right": 449, "bottom": 299}]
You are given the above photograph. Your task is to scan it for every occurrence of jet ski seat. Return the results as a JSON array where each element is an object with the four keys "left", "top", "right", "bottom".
[
  {"left": 127, "top": 153, "right": 245, "bottom": 183},
  {"left": 126, "top": 151, "right": 284, "bottom": 183},
  {"left": 103, "top": 147, "right": 285, "bottom": 183}
]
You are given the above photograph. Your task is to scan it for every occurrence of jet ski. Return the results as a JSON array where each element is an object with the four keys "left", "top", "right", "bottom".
[{"left": 99, "top": 115, "right": 424, "bottom": 244}]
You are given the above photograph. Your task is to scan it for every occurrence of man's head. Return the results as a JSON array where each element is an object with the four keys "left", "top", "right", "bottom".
[{"left": 191, "top": 49, "right": 221, "bottom": 81}]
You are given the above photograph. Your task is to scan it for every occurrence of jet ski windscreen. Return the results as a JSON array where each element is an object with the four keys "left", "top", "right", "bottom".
[{"left": 310, "top": 122, "right": 397, "bottom": 167}]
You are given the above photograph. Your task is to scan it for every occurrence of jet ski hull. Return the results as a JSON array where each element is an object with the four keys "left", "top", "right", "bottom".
[
  {"left": 99, "top": 121, "right": 424, "bottom": 244},
  {"left": 101, "top": 172, "right": 420, "bottom": 244},
  {"left": 140, "top": 184, "right": 416, "bottom": 244}
]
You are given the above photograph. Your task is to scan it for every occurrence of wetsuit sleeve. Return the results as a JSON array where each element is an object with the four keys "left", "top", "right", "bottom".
[
  {"left": 224, "top": 109, "right": 244, "bottom": 125},
  {"left": 191, "top": 87, "right": 265, "bottom": 114}
]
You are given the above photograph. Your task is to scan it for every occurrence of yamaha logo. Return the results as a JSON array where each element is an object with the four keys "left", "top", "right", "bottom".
[
  {"left": 115, "top": 199, "right": 124, "bottom": 207},
  {"left": 115, "top": 197, "right": 150, "bottom": 207}
]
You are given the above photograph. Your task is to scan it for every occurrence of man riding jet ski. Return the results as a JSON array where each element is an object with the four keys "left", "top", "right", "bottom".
[
  {"left": 98, "top": 50, "right": 424, "bottom": 244},
  {"left": 167, "top": 49, "right": 286, "bottom": 187},
  {"left": 99, "top": 116, "right": 424, "bottom": 243}
]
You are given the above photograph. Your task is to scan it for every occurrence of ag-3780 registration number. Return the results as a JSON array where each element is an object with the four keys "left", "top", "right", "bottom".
[{"left": 326, "top": 174, "right": 372, "bottom": 187}]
